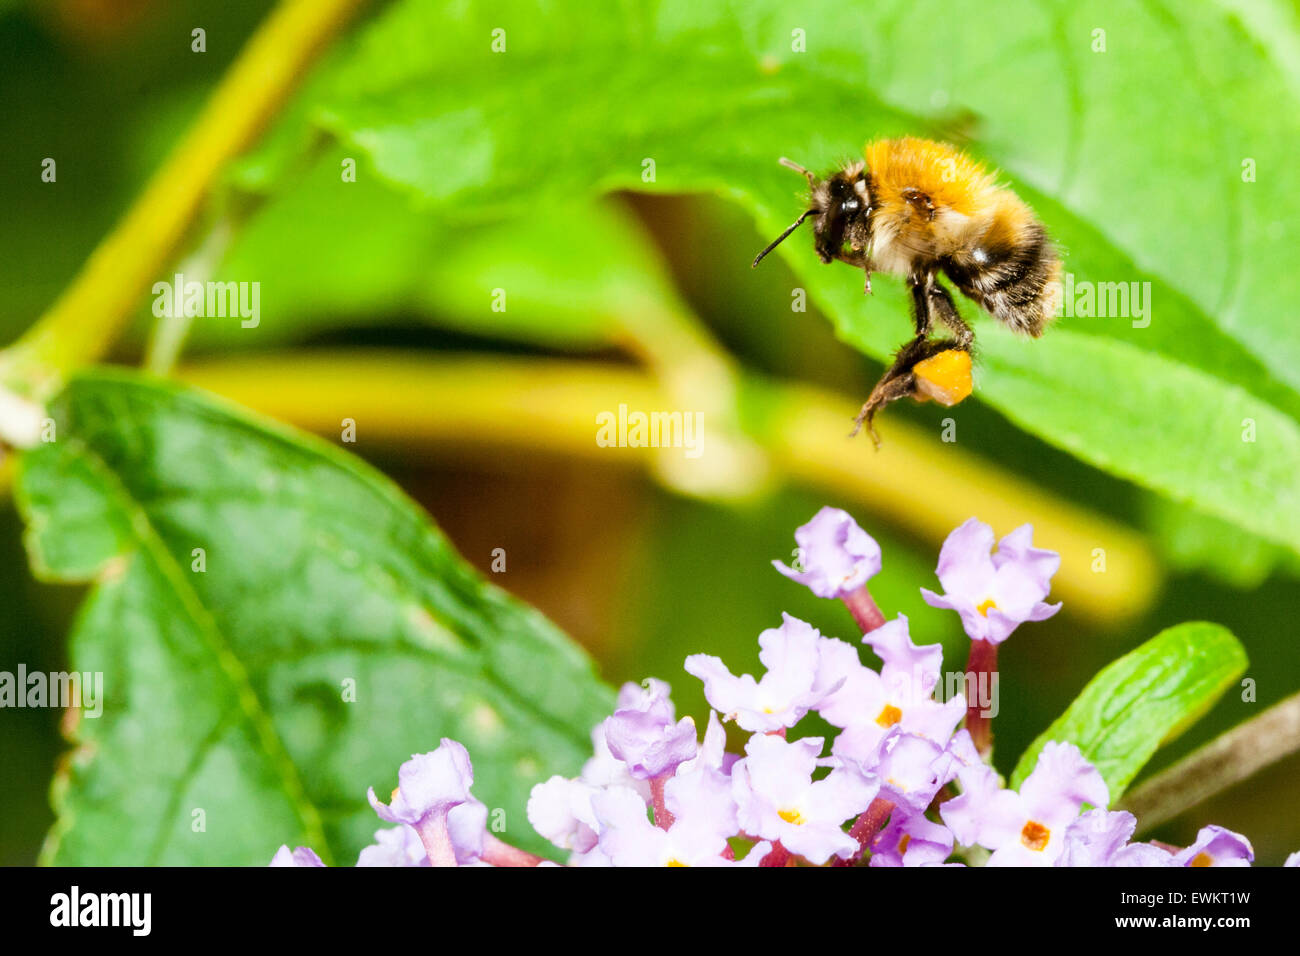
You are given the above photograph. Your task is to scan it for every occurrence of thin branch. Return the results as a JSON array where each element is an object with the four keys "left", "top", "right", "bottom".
[
  {"left": 0, "top": 0, "right": 367, "bottom": 397},
  {"left": 143, "top": 217, "right": 236, "bottom": 376},
  {"left": 1121, "top": 690, "right": 1300, "bottom": 833},
  {"left": 175, "top": 349, "right": 1159, "bottom": 622}
]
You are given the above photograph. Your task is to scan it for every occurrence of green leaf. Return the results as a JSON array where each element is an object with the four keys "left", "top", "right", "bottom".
[
  {"left": 198, "top": 148, "right": 688, "bottom": 352},
  {"left": 1141, "top": 495, "right": 1296, "bottom": 590},
  {"left": 974, "top": 328, "right": 1300, "bottom": 550},
  {"left": 1009, "top": 622, "right": 1247, "bottom": 799},
  {"left": 16, "top": 370, "right": 613, "bottom": 864},
  {"left": 228, "top": 0, "right": 1300, "bottom": 557}
]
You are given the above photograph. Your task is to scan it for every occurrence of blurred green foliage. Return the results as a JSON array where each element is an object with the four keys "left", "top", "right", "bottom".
[
  {"left": 1010, "top": 622, "right": 1247, "bottom": 797},
  {"left": 3, "top": 0, "right": 1300, "bottom": 865},
  {"left": 221, "top": 0, "right": 1300, "bottom": 554},
  {"left": 19, "top": 371, "right": 611, "bottom": 863}
]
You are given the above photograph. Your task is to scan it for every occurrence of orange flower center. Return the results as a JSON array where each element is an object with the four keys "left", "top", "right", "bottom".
[
  {"left": 1190, "top": 852, "right": 1214, "bottom": 867},
  {"left": 876, "top": 703, "right": 903, "bottom": 727},
  {"left": 976, "top": 597, "right": 997, "bottom": 617},
  {"left": 1020, "top": 821, "right": 1051, "bottom": 851},
  {"left": 778, "top": 808, "right": 806, "bottom": 825}
]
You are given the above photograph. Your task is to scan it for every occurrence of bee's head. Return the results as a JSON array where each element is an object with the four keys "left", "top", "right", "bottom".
[{"left": 752, "top": 159, "right": 871, "bottom": 269}]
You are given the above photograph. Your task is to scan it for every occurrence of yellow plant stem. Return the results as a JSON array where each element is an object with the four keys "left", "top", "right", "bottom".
[
  {"left": 0, "top": 0, "right": 367, "bottom": 397},
  {"left": 179, "top": 350, "right": 1159, "bottom": 622}
]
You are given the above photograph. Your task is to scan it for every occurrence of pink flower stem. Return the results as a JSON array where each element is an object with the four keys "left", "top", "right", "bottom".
[
  {"left": 481, "top": 834, "right": 549, "bottom": 867},
  {"left": 834, "top": 797, "right": 896, "bottom": 866},
  {"left": 650, "top": 775, "right": 676, "bottom": 830},
  {"left": 759, "top": 841, "right": 792, "bottom": 867},
  {"left": 965, "top": 639, "right": 998, "bottom": 758},
  {"left": 414, "top": 812, "right": 458, "bottom": 867},
  {"left": 841, "top": 585, "right": 886, "bottom": 634}
]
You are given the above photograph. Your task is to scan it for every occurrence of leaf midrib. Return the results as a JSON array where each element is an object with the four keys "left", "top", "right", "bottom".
[{"left": 50, "top": 436, "right": 332, "bottom": 865}]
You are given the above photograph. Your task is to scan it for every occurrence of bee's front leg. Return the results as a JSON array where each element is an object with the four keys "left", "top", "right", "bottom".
[{"left": 834, "top": 249, "right": 874, "bottom": 295}]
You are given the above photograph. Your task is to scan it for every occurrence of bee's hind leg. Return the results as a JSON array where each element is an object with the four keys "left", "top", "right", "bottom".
[
  {"left": 852, "top": 331, "right": 975, "bottom": 446},
  {"left": 851, "top": 373, "right": 916, "bottom": 447},
  {"left": 926, "top": 276, "right": 973, "bottom": 348},
  {"left": 850, "top": 334, "right": 932, "bottom": 446}
]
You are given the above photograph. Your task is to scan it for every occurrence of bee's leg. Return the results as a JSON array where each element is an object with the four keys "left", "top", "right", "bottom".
[
  {"left": 908, "top": 272, "right": 935, "bottom": 336},
  {"left": 850, "top": 334, "right": 932, "bottom": 445},
  {"left": 834, "top": 250, "right": 874, "bottom": 294},
  {"left": 851, "top": 373, "right": 915, "bottom": 446},
  {"left": 925, "top": 276, "right": 973, "bottom": 348},
  {"left": 851, "top": 273, "right": 966, "bottom": 445}
]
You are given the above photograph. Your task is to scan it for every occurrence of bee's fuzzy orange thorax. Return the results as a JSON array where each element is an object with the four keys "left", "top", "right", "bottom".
[{"left": 864, "top": 137, "right": 996, "bottom": 216}]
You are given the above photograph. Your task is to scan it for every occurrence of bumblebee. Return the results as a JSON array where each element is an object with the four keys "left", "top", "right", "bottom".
[{"left": 753, "top": 136, "right": 1061, "bottom": 444}]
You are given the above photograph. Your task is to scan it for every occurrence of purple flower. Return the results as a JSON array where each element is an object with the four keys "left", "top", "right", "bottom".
[
  {"left": 853, "top": 729, "right": 948, "bottom": 811},
  {"left": 367, "top": 739, "right": 475, "bottom": 826},
  {"left": 591, "top": 786, "right": 739, "bottom": 867},
  {"left": 941, "top": 741, "right": 1108, "bottom": 866},
  {"left": 1285, "top": 852, "right": 1299, "bottom": 867},
  {"left": 664, "top": 712, "right": 738, "bottom": 837},
  {"left": 731, "top": 734, "right": 878, "bottom": 864},
  {"left": 931, "top": 728, "right": 983, "bottom": 785},
  {"left": 1056, "top": 810, "right": 1175, "bottom": 867},
  {"left": 1173, "top": 825, "right": 1254, "bottom": 867},
  {"left": 811, "top": 635, "right": 882, "bottom": 729},
  {"left": 357, "top": 826, "right": 431, "bottom": 867},
  {"left": 531, "top": 711, "right": 738, "bottom": 865},
  {"left": 602, "top": 678, "right": 698, "bottom": 780},
  {"left": 861, "top": 613, "right": 945, "bottom": 695},
  {"left": 527, "top": 776, "right": 603, "bottom": 855},
  {"left": 772, "top": 507, "right": 882, "bottom": 599},
  {"left": 367, "top": 739, "right": 487, "bottom": 866},
  {"left": 686, "top": 614, "right": 842, "bottom": 732},
  {"left": 920, "top": 518, "right": 1061, "bottom": 644},
  {"left": 269, "top": 845, "right": 325, "bottom": 867},
  {"left": 870, "top": 803, "right": 954, "bottom": 867},
  {"left": 580, "top": 711, "right": 652, "bottom": 801},
  {"left": 821, "top": 615, "right": 965, "bottom": 753}
]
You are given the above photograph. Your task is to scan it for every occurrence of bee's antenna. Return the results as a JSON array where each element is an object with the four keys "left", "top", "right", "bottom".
[
  {"left": 751, "top": 209, "right": 815, "bottom": 268},
  {"left": 778, "top": 156, "right": 817, "bottom": 186}
]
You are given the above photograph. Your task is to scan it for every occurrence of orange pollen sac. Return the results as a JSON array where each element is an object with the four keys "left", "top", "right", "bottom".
[
  {"left": 1190, "top": 852, "right": 1214, "bottom": 868},
  {"left": 876, "top": 703, "right": 904, "bottom": 727},
  {"left": 912, "top": 348, "right": 973, "bottom": 407},
  {"left": 778, "top": 808, "right": 806, "bottom": 825},
  {"left": 666, "top": 858, "right": 689, "bottom": 867},
  {"left": 898, "top": 834, "right": 912, "bottom": 854},
  {"left": 1020, "top": 820, "right": 1051, "bottom": 851},
  {"left": 976, "top": 597, "right": 997, "bottom": 617}
]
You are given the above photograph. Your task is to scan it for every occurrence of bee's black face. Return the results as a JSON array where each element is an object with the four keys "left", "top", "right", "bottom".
[
  {"left": 814, "top": 175, "right": 868, "bottom": 264},
  {"left": 751, "top": 159, "right": 872, "bottom": 270}
]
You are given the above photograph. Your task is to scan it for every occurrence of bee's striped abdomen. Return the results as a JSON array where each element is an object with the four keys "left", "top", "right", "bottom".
[{"left": 941, "top": 202, "right": 1061, "bottom": 337}]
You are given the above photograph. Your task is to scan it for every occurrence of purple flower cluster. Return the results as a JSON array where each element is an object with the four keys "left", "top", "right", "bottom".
[{"left": 271, "top": 507, "right": 1280, "bottom": 868}]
